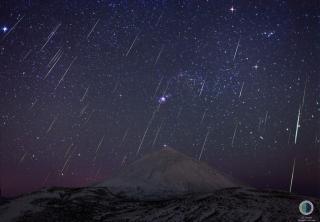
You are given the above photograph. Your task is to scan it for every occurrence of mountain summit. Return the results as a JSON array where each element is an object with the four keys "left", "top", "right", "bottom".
[{"left": 96, "top": 147, "right": 239, "bottom": 199}]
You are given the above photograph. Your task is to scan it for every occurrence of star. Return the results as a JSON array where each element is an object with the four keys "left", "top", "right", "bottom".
[
  {"left": 2, "top": 26, "right": 8, "bottom": 33},
  {"left": 159, "top": 96, "right": 166, "bottom": 103},
  {"left": 158, "top": 95, "right": 170, "bottom": 104},
  {"left": 253, "top": 64, "right": 259, "bottom": 70},
  {"left": 267, "top": 31, "right": 275, "bottom": 38},
  {"left": 230, "top": 6, "right": 235, "bottom": 13}
]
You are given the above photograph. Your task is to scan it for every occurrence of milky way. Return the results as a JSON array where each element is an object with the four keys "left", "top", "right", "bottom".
[{"left": 1, "top": 0, "right": 319, "bottom": 197}]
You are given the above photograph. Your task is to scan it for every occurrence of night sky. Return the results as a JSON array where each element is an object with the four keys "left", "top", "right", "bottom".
[{"left": 1, "top": 0, "right": 319, "bottom": 198}]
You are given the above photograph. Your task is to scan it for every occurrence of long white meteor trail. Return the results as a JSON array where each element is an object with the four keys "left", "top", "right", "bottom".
[
  {"left": 80, "top": 103, "right": 89, "bottom": 116},
  {"left": 44, "top": 49, "right": 63, "bottom": 79},
  {"left": 294, "top": 106, "right": 301, "bottom": 144},
  {"left": 154, "top": 45, "right": 164, "bottom": 66},
  {"left": 46, "top": 115, "right": 58, "bottom": 134},
  {"left": 64, "top": 143, "right": 74, "bottom": 158},
  {"left": 136, "top": 108, "right": 158, "bottom": 155},
  {"left": 153, "top": 76, "right": 164, "bottom": 98},
  {"left": 54, "top": 57, "right": 77, "bottom": 90},
  {"left": 200, "top": 109, "right": 207, "bottom": 124},
  {"left": 87, "top": 19, "right": 100, "bottom": 39},
  {"left": 48, "top": 48, "right": 63, "bottom": 67},
  {"left": 231, "top": 122, "right": 238, "bottom": 147},
  {"left": 41, "top": 23, "right": 61, "bottom": 51},
  {"left": 80, "top": 87, "right": 89, "bottom": 102},
  {"left": 61, "top": 154, "right": 72, "bottom": 175},
  {"left": 199, "top": 130, "right": 210, "bottom": 160},
  {"left": 152, "top": 120, "right": 164, "bottom": 148},
  {"left": 239, "top": 81, "right": 244, "bottom": 98},
  {"left": 119, "top": 127, "right": 129, "bottom": 147},
  {"left": 199, "top": 80, "right": 206, "bottom": 97},
  {"left": 125, "top": 33, "right": 139, "bottom": 56},
  {"left": 289, "top": 158, "right": 296, "bottom": 192},
  {"left": 22, "top": 49, "right": 32, "bottom": 61},
  {"left": 233, "top": 37, "right": 241, "bottom": 61}
]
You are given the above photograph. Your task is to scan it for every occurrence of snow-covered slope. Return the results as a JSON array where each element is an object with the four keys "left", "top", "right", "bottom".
[
  {"left": 0, "top": 187, "right": 117, "bottom": 222},
  {"left": 1, "top": 187, "right": 319, "bottom": 222},
  {"left": 96, "top": 147, "right": 239, "bottom": 199}
]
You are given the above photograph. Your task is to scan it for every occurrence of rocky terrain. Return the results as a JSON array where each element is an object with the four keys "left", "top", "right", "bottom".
[{"left": 1, "top": 186, "right": 319, "bottom": 222}]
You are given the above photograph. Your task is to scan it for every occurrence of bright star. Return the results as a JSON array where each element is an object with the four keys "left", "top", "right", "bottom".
[
  {"left": 253, "top": 64, "right": 259, "bottom": 70},
  {"left": 230, "top": 6, "right": 235, "bottom": 13},
  {"left": 2, "top": 26, "right": 8, "bottom": 32},
  {"left": 158, "top": 94, "right": 171, "bottom": 104},
  {"left": 159, "top": 96, "right": 167, "bottom": 104},
  {"left": 267, "top": 31, "right": 275, "bottom": 38}
]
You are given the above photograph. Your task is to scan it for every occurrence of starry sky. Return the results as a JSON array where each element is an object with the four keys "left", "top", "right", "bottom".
[{"left": 1, "top": 0, "right": 319, "bottom": 198}]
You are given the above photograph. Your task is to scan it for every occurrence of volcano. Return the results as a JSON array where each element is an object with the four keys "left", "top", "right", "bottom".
[
  {"left": 1, "top": 148, "right": 319, "bottom": 222},
  {"left": 96, "top": 147, "right": 239, "bottom": 199}
]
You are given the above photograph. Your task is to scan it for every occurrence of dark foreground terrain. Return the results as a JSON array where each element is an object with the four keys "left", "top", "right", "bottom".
[{"left": 1, "top": 187, "right": 319, "bottom": 222}]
